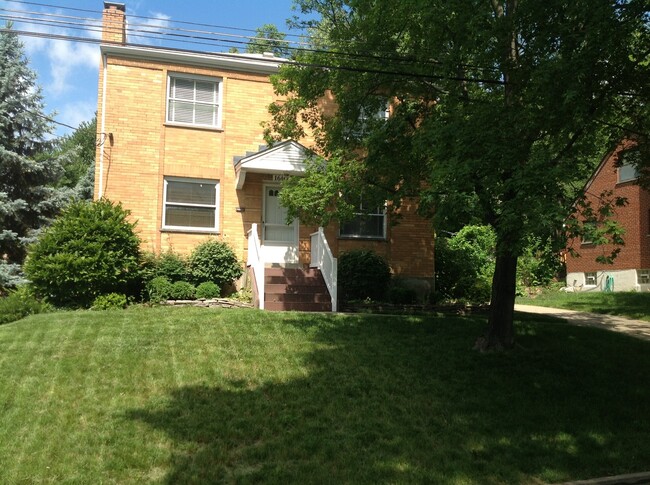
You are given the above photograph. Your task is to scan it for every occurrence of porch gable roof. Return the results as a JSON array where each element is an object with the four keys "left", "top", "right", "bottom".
[{"left": 234, "top": 140, "right": 310, "bottom": 189}]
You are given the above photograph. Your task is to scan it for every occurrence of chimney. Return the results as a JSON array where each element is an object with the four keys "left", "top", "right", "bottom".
[{"left": 102, "top": 2, "right": 126, "bottom": 44}]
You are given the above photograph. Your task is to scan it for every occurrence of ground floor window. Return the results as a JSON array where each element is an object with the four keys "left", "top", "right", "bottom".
[
  {"left": 584, "top": 272, "right": 597, "bottom": 286},
  {"left": 162, "top": 177, "right": 219, "bottom": 231},
  {"left": 339, "top": 202, "right": 386, "bottom": 239},
  {"left": 638, "top": 269, "right": 650, "bottom": 285}
]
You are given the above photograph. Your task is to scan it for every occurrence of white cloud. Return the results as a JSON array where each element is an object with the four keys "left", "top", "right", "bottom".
[
  {"left": 127, "top": 12, "right": 171, "bottom": 45},
  {"left": 58, "top": 100, "right": 96, "bottom": 132}
]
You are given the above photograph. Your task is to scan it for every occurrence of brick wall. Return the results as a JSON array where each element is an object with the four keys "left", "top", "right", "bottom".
[{"left": 566, "top": 141, "right": 650, "bottom": 273}]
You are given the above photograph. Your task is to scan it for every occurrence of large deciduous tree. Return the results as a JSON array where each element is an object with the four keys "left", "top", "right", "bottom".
[
  {"left": 266, "top": 0, "right": 649, "bottom": 349},
  {"left": 0, "top": 25, "right": 63, "bottom": 263}
]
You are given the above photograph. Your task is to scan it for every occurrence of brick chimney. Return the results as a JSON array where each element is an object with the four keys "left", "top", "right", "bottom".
[{"left": 102, "top": 2, "right": 126, "bottom": 44}]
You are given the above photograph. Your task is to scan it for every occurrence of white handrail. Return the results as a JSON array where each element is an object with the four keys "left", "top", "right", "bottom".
[
  {"left": 310, "top": 227, "right": 337, "bottom": 312},
  {"left": 247, "top": 223, "right": 264, "bottom": 309}
]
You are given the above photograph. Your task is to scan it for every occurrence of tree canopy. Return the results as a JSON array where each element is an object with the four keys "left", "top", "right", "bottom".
[
  {"left": 247, "top": 24, "right": 290, "bottom": 58},
  {"left": 266, "top": 0, "right": 649, "bottom": 349}
]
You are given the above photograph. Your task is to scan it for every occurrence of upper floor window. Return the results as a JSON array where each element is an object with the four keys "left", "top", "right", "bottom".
[
  {"left": 340, "top": 201, "right": 386, "bottom": 239},
  {"left": 617, "top": 149, "right": 640, "bottom": 183},
  {"left": 162, "top": 177, "right": 219, "bottom": 232},
  {"left": 167, "top": 74, "right": 222, "bottom": 128}
]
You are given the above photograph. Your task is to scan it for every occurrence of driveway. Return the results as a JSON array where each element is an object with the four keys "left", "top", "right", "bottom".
[{"left": 514, "top": 304, "right": 650, "bottom": 341}]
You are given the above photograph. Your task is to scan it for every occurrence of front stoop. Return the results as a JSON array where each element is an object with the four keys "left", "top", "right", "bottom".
[{"left": 264, "top": 267, "right": 332, "bottom": 312}]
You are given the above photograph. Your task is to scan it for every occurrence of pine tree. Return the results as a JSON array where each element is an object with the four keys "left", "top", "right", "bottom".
[{"left": 0, "top": 24, "right": 64, "bottom": 263}]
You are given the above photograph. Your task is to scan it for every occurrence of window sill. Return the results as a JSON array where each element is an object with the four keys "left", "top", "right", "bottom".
[
  {"left": 338, "top": 236, "right": 387, "bottom": 242},
  {"left": 161, "top": 227, "right": 220, "bottom": 235},
  {"left": 164, "top": 122, "right": 223, "bottom": 132}
]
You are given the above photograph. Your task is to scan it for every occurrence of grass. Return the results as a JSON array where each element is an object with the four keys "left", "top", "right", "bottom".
[
  {"left": 1, "top": 306, "right": 649, "bottom": 484},
  {"left": 517, "top": 288, "right": 650, "bottom": 322}
]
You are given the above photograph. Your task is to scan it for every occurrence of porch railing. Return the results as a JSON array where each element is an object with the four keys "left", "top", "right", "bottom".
[
  {"left": 247, "top": 223, "right": 264, "bottom": 309},
  {"left": 310, "top": 227, "right": 337, "bottom": 312}
]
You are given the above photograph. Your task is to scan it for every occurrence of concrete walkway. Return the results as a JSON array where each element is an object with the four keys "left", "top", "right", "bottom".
[{"left": 514, "top": 304, "right": 650, "bottom": 341}]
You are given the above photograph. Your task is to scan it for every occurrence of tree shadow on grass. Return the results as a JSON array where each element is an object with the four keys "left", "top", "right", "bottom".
[{"left": 125, "top": 313, "right": 650, "bottom": 484}]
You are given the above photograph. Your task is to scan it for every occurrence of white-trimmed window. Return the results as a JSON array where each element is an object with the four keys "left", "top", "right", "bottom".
[
  {"left": 584, "top": 272, "right": 597, "bottom": 286},
  {"left": 162, "top": 177, "right": 219, "bottom": 232},
  {"left": 167, "top": 74, "right": 222, "bottom": 128},
  {"left": 340, "top": 202, "right": 387, "bottom": 239},
  {"left": 638, "top": 269, "right": 650, "bottom": 285},
  {"left": 618, "top": 149, "right": 640, "bottom": 183}
]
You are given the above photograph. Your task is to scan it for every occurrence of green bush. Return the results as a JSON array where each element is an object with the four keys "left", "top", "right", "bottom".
[
  {"left": 0, "top": 285, "right": 53, "bottom": 325},
  {"left": 146, "top": 276, "right": 172, "bottom": 303},
  {"left": 91, "top": 293, "right": 128, "bottom": 310},
  {"left": 435, "top": 225, "right": 496, "bottom": 303},
  {"left": 188, "top": 240, "right": 243, "bottom": 289},
  {"left": 195, "top": 281, "right": 221, "bottom": 299},
  {"left": 338, "top": 250, "right": 391, "bottom": 302},
  {"left": 140, "top": 250, "right": 189, "bottom": 283},
  {"left": 24, "top": 199, "right": 141, "bottom": 308},
  {"left": 387, "top": 285, "right": 418, "bottom": 305},
  {"left": 170, "top": 281, "right": 196, "bottom": 300}
]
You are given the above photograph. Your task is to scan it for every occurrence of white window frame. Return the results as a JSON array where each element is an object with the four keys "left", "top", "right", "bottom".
[
  {"left": 166, "top": 73, "right": 223, "bottom": 129},
  {"left": 584, "top": 272, "right": 597, "bottom": 286},
  {"left": 638, "top": 269, "right": 650, "bottom": 285},
  {"left": 339, "top": 201, "right": 387, "bottom": 240},
  {"left": 162, "top": 176, "right": 219, "bottom": 233}
]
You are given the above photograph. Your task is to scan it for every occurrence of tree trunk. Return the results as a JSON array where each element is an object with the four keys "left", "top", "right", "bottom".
[{"left": 474, "top": 243, "right": 518, "bottom": 351}]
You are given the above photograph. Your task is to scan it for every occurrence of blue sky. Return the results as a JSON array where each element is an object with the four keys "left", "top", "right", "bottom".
[{"left": 2, "top": 0, "right": 299, "bottom": 137}]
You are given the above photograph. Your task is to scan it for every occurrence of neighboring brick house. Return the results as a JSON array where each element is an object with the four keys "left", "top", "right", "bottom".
[
  {"left": 565, "top": 140, "right": 650, "bottom": 291},
  {"left": 95, "top": 2, "right": 435, "bottom": 310}
]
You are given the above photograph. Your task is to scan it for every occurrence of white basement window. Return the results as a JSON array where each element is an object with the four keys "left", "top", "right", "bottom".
[
  {"left": 584, "top": 272, "right": 597, "bottom": 286},
  {"left": 162, "top": 177, "right": 219, "bottom": 232},
  {"left": 167, "top": 74, "right": 222, "bottom": 128},
  {"left": 638, "top": 269, "right": 650, "bottom": 285}
]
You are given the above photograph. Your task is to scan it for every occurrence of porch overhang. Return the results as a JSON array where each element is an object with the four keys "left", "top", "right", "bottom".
[{"left": 234, "top": 140, "right": 309, "bottom": 189}]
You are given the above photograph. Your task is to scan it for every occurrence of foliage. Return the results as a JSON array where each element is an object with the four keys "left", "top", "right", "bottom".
[
  {"left": 266, "top": 0, "right": 649, "bottom": 348},
  {"left": 0, "top": 25, "right": 67, "bottom": 263},
  {"left": 246, "top": 24, "right": 290, "bottom": 57},
  {"left": 517, "top": 235, "right": 565, "bottom": 289},
  {"left": 0, "top": 285, "right": 52, "bottom": 325},
  {"left": 195, "top": 281, "right": 221, "bottom": 299},
  {"left": 0, "top": 260, "right": 25, "bottom": 295},
  {"left": 188, "top": 240, "right": 243, "bottom": 289},
  {"left": 170, "top": 281, "right": 196, "bottom": 300},
  {"left": 91, "top": 293, "right": 127, "bottom": 311},
  {"left": 338, "top": 249, "right": 391, "bottom": 302},
  {"left": 141, "top": 250, "right": 190, "bottom": 284},
  {"left": 435, "top": 225, "right": 496, "bottom": 303},
  {"left": 386, "top": 285, "right": 417, "bottom": 305},
  {"left": 49, "top": 116, "right": 97, "bottom": 200},
  {"left": 146, "top": 276, "right": 172, "bottom": 303},
  {"left": 23, "top": 199, "right": 141, "bottom": 308}
]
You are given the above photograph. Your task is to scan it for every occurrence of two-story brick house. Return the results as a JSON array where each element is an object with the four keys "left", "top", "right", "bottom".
[
  {"left": 565, "top": 140, "right": 650, "bottom": 291},
  {"left": 95, "top": 2, "right": 435, "bottom": 310}
]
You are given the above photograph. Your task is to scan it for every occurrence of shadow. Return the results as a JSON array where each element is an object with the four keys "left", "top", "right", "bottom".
[{"left": 125, "top": 313, "right": 650, "bottom": 484}]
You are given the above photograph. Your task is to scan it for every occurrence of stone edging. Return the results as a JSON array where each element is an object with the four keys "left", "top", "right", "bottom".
[
  {"left": 162, "top": 298, "right": 253, "bottom": 309},
  {"left": 552, "top": 471, "right": 650, "bottom": 485}
]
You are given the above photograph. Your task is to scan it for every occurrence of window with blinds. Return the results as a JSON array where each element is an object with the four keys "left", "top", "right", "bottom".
[
  {"left": 167, "top": 75, "right": 221, "bottom": 128},
  {"left": 162, "top": 177, "right": 219, "bottom": 231}
]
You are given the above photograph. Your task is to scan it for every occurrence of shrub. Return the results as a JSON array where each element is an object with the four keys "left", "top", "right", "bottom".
[
  {"left": 170, "top": 281, "right": 196, "bottom": 300},
  {"left": 0, "top": 285, "right": 53, "bottom": 325},
  {"left": 435, "top": 225, "right": 496, "bottom": 303},
  {"left": 140, "top": 250, "right": 189, "bottom": 284},
  {"left": 338, "top": 250, "right": 391, "bottom": 302},
  {"left": 387, "top": 285, "right": 418, "bottom": 305},
  {"left": 24, "top": 199, "right": 141, "bottom": 308},
  {"left": 188, "top": 240, "right": 243, "bottom": 289},
  {"left": 195, "top": 281, "right": 220, "bottom": 299},
  {"left": 91, "top": 293, "right": 128, "bottom": 310},
  {"left": 146, "top": 276, "right": 172, "bottom": 303},
  {"left": 0, "top": 261, "right": 25, "bottom": 296}
]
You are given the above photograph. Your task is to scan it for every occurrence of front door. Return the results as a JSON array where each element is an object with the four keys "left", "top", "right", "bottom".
[{"left": 262, "top": 185, "right": 298, "bottom": 263}]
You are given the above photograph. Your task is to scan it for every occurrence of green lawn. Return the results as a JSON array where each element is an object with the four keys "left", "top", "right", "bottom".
[
  {"left": 517, "top": 289, "right": 650, "bottom": 322},
  {"left": 1, "top": 307, "right": 649, "bottom": 484}
]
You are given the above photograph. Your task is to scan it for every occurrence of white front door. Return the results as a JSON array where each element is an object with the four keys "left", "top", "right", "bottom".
[{"left": 262, "top": 185, "right": 299, "bottom": 263}]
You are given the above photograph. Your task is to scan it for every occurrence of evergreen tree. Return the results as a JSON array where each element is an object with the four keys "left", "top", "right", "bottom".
[
  {"left": 0, "top": 24, "right": 64, "bottom": 263},
  {"left": 247, "top": 24, "right": 290, "bottom": 58}
]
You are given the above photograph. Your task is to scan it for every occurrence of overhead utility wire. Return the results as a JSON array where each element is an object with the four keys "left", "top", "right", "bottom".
[
  {"left": 0, "top": 26, "right": 509, "bottom": 86},
  {"left": 3, "top": 2, "right": 501, "bottom": 74}
]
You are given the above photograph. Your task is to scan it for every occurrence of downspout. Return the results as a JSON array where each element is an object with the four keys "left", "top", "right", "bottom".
[{"left": 98, "top": 52, "right": 107, "bottom": 199}]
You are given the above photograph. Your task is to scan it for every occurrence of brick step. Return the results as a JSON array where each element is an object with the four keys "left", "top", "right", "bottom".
[
  {"left": 265, "top": 301, "right": 332, "bottom": 312},
  {"left": 265, "top": 292, "right": 332, "bottom": 303},
  {"left": 264, "top": 267, "right": 322, "bottom": 278},
  {"left": 265, "top": 275, "right": 326, "bottom": 286},
  {"left": 265, "top": 283, "right": 328, "bottom": 294}
]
